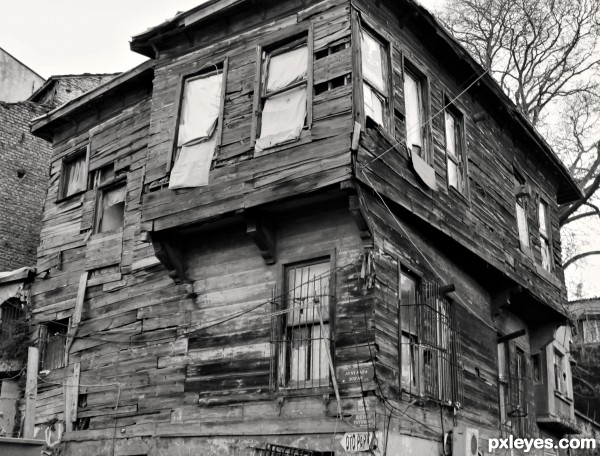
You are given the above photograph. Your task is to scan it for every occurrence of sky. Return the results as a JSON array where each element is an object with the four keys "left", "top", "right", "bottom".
[
  {"left": 0, "top": 0, "right": 443, "bottom": 77},
  {"left": 2, "top": 0, "right": 596, "bottom": 297}
]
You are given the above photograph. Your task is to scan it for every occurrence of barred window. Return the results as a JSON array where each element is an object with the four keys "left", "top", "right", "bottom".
[
  {"left": 272, "top": 259, "right": 332, "bottom": 389},
  {"left": 399, "top": 275, "right": 463, "bottom": 406},
  {"left": 0, "top": 298, "right": 25, "bottom": 342},
  {"left": 39, "top": 319, "right": 68, "bottom": 371},
  {"left": 497, "top": 340, "right": 529, "bottom": 438}
]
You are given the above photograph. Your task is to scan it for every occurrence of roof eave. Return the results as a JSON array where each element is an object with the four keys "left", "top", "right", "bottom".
[{"left": 30, "top": 61, "right": 154, "bottom": 140}]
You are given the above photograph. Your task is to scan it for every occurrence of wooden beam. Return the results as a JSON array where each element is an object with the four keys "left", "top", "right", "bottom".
[
  {"left": 24, "top": 347, "right": 39, "bottom": 439},
  {"left": 246, "top": 213, "right": 276, "bottom": 265},
  {"left": 498, "top": 329, "right": 527, "bottom": 343},
  {"left": 65, "top": 272, "right": 89, "bottom": 365},
  {"left": 150, "top": 235, "right": 188, "bottom": 283},
  {"left": 64, "top": 362, "right": 81, "bottom": 432}
]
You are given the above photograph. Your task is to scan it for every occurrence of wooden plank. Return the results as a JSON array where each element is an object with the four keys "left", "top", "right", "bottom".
[
  {"left": 24, "top": 347, "right": 39, "bottom": 439},
  {"left": 64, "top": 362, "right": 81, "bottom": 432}
]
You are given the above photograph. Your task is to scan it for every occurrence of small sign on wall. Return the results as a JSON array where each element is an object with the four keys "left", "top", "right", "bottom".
[
  {"left": 338, "top": 364, "right": 374, "bottom": 384},
  {"left": 340, "top": 432, "right": 374, "bottom": 452}
]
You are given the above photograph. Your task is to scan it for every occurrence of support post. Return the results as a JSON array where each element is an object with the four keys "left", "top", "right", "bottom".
[{"left": 24, "top": 347, "right": 39, "bottom": 439}]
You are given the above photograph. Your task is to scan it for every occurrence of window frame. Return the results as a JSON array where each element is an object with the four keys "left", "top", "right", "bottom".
[
  {"left": 57, "top": 145, "right": 90, "bottom": 202},
  {"left": 402, "top": 59, "right": 432, "bottom": 164},
  {"left": 251, "top": 25, "right": 314, "bottom": 154},
  {"left": 274, "top": 251, "right": 335, "bottom": 391},
  {"left": 398, "top": 269, "right": 462, "bottom": 406},
  {"left": 357, "top": 26, "right": 394, "bottom": 133},
  {"left": 39, "top": 319, "right": 69, "bottom": 371},
  {"left": 93, "top": 178, "right": 127, "bottom": 234},
  {"left": 443, "top": 100, "right": 468, "bottom": 197},
  {"left": 514, "top": 171, "right": 532, "bottom": 255},
  {"left": 538, "top": 198, "right": 553, "bottom": 271},
  {"left": 167, "top": 59, "right": 228, "bottom": 173}
]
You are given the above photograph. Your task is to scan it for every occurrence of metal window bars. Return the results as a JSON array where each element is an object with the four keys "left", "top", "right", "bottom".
[
  {"left": 255, "top": 443, "right": 334, "bottom": 456},
  {"left": 270, "top": 260, "right": 333, "bottom": 390},
  {"left": 399, "top": 279, "right": 463, "bottom": 406},
  {"left": 39, "top": 322, "right": 68, "bottom": 371},
  {"left": 0, "top": 299, "right": 25, "bottom": 342}
]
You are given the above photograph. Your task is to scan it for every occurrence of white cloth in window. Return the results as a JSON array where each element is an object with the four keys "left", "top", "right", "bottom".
[
  {"left": 66, "top": 158, "right": 86, "bottom": 196},
  {"left": 170, "top": 131, "right": 218, "bottom": 189},
  {"left": 363, "top": 83, "right": 384, "bottom": 127},
  {"left": 177, "top": 73, "right": 222, "bottom": 147},
  {"left": 255, "top": 86, "right": 306, "bottom": 151},
  {"left": 361, "top": 31, "right": 386, "bottom": 93},
  {"left": 404, "top": 72, "right": 423, "bottom": 150},
  {"left": 170, "top": 72, "right": 222, "bottom": 188},
  {"left": 266, "top": 46, "right": 308, "bottom": 93}
]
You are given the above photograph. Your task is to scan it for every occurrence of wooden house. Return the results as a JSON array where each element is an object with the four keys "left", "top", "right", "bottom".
[{"left": 28, "top": 0, "right": 582, "bottom": 454}]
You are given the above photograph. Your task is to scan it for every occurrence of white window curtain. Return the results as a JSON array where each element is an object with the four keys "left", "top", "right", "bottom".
[
  {"left": 404, "top": 72, "right": 423, "bottom": 152},
  {"left": 256, "top": 86, "right": 307, "bottom": 152},
  {"left": 170, "top": 72, "right": 222, "bottom": 189},
  {"left": 256, "top": 46, "right": 308, "bottom": 152}
]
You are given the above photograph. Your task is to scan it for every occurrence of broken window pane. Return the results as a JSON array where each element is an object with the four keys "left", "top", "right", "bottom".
[
  {"left": 61, "top": 152, "right": 87, "bottom": 198},
  {"left": 363, "top": 83, "right": 384, "bottom": 127},
  {"left": 97, "top": 184, "right": 126, "bottom": 233},
  {"left": 171, "top": 71, "right": 222, "bottom": 188},
  {"left": 404, "top": 71, "right": 423, "bottom": 152},
  {"left": 361, "top": 29, "right": 388, "bottom": 129},
  {"left": 361, "top": 30, "right": 386, "bottom": 93},
  {"left": 256, "top": 86, "right": 307, "bottom": 151}
]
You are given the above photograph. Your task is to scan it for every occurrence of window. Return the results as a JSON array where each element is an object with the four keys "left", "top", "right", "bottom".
[
  {"left": 538, "top": 200, "right": 552, "bottom": 271},
  {"left": 361, "top": 29, "right": 389, "bottom": 130},
  {"left": 170, "top": 66, "right": 225, "bottom": 189},
  {"left": 497, "top": 340, "right": 528, "bottom": 437},
  {"left": 255, "top": 36, "right": 310, "bottom": 152},
  {"left": 444, "top": 107, "right": 466, "bottom": 194},
  {"left": 404, "top": 67, "right": 428, "bottom": 160},
  {"left": 532, "top": 353, "right": 541, "bottom": 383},
  {"left": 554, "top": 350, "right": 567, "bottom": 395},
  {"left": 276, "top": 259, "right": 331, "bottom": 389},
  {"left": 582, "top": 318, "right": 600, "bottom": 343},
  {"left": 0, "top": 298, "right": 25, "bottom": 342},
  {"left": 514, "top": 173, "right": 530, "bottom": 252},
  {"left": 39, "top": 319, "right": 68, "bottom": 371},
  {"left": 90, "top": 163, "right": 115, "bottom": 189},
  {"left": 398, "top": 274, "right": 462, "bottom": 406},
  {"left": 94, "top": 183, "right": 126, "bottom": 233},
  {"left": 59, "top": 147, "right": 88, "bottom": 199}
]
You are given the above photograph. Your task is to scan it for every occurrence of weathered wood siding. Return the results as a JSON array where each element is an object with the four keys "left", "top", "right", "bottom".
[
  {"left": 141, "top": 0, "right": 354, "bottom": 232},
  {"left": 352, "top": 0, "right": 568, "bottom": 315}
]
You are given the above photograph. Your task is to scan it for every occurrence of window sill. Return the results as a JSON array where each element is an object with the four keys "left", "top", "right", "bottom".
[
  {"left": 447, "top": 184, "right": 470, "bottom": 206},
  {"left": 56, "top": 190, "right": 86, "bottom": 204},
  {"left": 554, "top": 390, "right": 573, "bottom": 404}
]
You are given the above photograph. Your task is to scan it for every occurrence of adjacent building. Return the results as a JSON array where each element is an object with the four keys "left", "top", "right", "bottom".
[
  {"left": 0, "top": 63, "right": 117, "bottom": 440},
  {"left": 26, "top": 0, "right": 582, "bottom": 455},
  {"left": 0, "top": 47, "right": 44, "bottom": 103}
]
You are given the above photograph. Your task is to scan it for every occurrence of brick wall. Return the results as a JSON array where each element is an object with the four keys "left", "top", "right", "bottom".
[{"left": 0, "top": 101, "right": 51, "bottom": 271}]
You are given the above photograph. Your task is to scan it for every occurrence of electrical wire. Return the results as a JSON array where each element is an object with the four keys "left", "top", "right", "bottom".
[{"left": 359, "top": 69, "right": 490, "bottom": 171}]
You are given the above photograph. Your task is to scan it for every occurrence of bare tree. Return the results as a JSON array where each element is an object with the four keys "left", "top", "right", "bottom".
[{"left": 439, "top": 0, "right": 600, "bottom": 273}]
